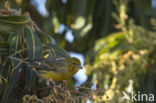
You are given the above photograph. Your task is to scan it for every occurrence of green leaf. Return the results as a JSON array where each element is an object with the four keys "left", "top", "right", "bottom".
[
  {"left": 36, "top": 31, "right": 52, "bottom": 44},
  {"left": 0, "top": 74, "right": 7, "bottom": 101},
  {"left": 24, "top": 26, "right": 42, "bottom": 60},
  {"left": 4, "top": 66, "right": 21, "bottom": 103},
  {"left": 0, "top": 41, "right": 9, "bottom": 54},
  {"left": 26, "top": 67, "right": 35, "bottom": 91},
  {"left": 0, "top": 31, "right": 10, "bottom": 41},
  {"left": 94, "top": 32, "right": 125, "bottom": 52},
  {"left": 99, "top": 40, "right": 120, "bottom": 55},
  {"left": 24, "top": 26, "right": 42, "bottom": 89},
  {"left": 0, "top": 15, "right": 30, "bottom": 31},
  {"left": 1, "top": 33, "right": 22, "bottom": 103},
  {"left": 45, "top": 44, "right": 70, "bottom": 59},
  {"left": 9, "top": 33, "right": 20, "bottom": 54}
]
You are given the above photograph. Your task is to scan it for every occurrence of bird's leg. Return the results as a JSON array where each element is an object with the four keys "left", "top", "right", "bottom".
[
  {"left": 50, "top": 79, "right": 56, "bottom": 86},
  {"left": 46, "top": 79, "right": 56, "bottom": 86},
  {"left": 62, "top": 80, "right": 68, "bottom": 88},
  {"left": 46, "top": 79, "right": 51, "bottom": 87}
]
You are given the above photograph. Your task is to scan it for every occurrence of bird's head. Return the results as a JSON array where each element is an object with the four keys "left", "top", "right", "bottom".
[{"left": 68, "top": 57, "right": 83, "bottom": 70}]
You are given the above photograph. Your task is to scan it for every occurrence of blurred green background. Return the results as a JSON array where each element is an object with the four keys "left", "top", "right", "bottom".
[{"left": 0, "top": 0, "right": 156, "bottom": 103}]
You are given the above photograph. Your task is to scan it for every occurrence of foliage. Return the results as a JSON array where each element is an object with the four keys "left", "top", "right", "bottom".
[
  {"left": 85, "top": 0, "right": 156, "bottom": 102},
  {"left": 86, "top": 25, "right": 156, "bottom": 102}
]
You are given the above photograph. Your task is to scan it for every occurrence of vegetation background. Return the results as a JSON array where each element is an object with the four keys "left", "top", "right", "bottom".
[{"left": 0, "top": 0, "right": 156, "bottom": 103}]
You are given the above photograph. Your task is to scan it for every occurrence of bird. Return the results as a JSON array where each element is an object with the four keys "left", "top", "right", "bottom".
[{"left": 10, "top": 57, "right": 82, "bottom": 81}]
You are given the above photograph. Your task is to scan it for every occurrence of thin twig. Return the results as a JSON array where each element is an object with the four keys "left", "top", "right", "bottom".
[{"left": 2, "top": 48, "right": 28, "bottom": 66}]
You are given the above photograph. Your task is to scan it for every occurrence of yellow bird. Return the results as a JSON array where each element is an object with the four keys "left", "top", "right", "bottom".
[{"left": 11, "top": 57, "right": 82, "bottom": 81}]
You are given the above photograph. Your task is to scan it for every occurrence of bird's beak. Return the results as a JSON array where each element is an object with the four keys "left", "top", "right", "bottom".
[{"left": 77, "top": 65, "right": 83, "bottom": 69}]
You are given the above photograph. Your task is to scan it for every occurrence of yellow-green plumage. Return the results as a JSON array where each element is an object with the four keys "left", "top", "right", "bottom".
[{"left": 27, "top": 57, "right": 82, "bottom": 81}]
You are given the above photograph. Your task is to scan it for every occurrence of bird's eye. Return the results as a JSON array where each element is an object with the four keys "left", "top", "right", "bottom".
[{"left": 72, "top": 62, "right": 76, "bottom": 65}]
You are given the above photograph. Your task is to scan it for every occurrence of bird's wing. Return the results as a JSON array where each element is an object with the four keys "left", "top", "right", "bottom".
[{"left": 27, "top": 58, "right": 67, "bottom": 73}]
